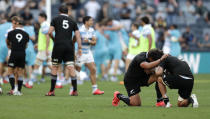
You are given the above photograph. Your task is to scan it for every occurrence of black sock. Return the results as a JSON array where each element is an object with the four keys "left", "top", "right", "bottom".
[
  {"left": 157, "top": 97, "right": 163, "bottom": 102},
  {"left": 188, "top": 97, "right": 194, "bottom": 104},
  {"left": 117, "top": 94, "right": 130, "bottom": 105},
  {"left": 71, "top": 77, "right": 77, "bottom": 91},
  {"left": 50, "top": 74, "right": 57, "bottom": 92},
  {"left": 163, "top": 97, "right": 169, "bottom": 105},
  {"left": 155, "top": 82, "right": 162, "bottom": 102},
  {"left": 8, "top": 75, "right": 15, "bottom": 90},
  {"left": 18, "top": 80, "right": 23, "bottom": 92}
]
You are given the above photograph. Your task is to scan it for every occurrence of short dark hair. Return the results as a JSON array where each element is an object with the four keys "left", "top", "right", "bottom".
[
  {"left": 11, "top": 16, "right": 23, "bottom": 25},
  {"left": 171, "top": 24, "right": 177, "bottom": 29},
  {"left": 83, "top": 16, "right": 92, "bottom": 24},
  {"left": 59, "top": 5, "right": 68, "bottom": 14},
  {"left": 39, "top": 12, "right": 47, "bottom": 20},
  {"left": 102, "top": 18, "right": 113, "bottom": 25},
  {"left": 132, "top": 22, "right": 139, "bottom": 29},
  {"left": 147, "top": 49, "right": 164, "bottom": 60},
  {"left": 106, "top": 18, "right": 113, "bottom": 23},
  {"left": 141, "top": 16, "right": 150, "bottom": 24}
]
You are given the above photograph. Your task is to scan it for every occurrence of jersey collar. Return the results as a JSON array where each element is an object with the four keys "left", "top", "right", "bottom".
[
  {"left": 15, "top": 27, "right": 24, "bottom": 30},
  {"left": 144, "top": 24, "right": 151, "bottom": 27},
  {"left": 60, "top": 14, "right": 68, "bottom": 17},
  {"left": 81, "top": 24, "right": 90, "bottom": 31}
]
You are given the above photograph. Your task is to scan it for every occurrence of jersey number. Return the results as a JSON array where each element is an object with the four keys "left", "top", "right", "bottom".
[
  {"left": 16, "top": 33, "right": 23, "bottom": 42},
  {"left": 62, "top": 20, "right": 69, "bottom": 29}
]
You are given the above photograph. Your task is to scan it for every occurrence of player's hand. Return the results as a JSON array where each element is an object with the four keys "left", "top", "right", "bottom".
[
  {"left": 34, "top": 44, "right": 38, "bottom": 50},
  {"left": 129, "top": 33, "right": 133, "bottom": 37},
  {"left": 83, "top": 38, "right": 89, "bottom": 43},
  {"left": 78, "top": 49, "right": 82, "bottom": 56},
  {"left": 160, "top": 54, "right": 169, "bottom": 61},
  {"left": 123, "top": 50, "right": 128, "bottom": 55}
]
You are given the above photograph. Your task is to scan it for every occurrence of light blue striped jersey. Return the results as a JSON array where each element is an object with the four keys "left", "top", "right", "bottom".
[{"left": 79, "top": 25, "right": 96, "bottom": 54}]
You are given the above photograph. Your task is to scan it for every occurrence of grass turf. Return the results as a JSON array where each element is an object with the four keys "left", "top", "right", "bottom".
[{"left": 0, "top": 74, "right": 210, "bottom": 119}]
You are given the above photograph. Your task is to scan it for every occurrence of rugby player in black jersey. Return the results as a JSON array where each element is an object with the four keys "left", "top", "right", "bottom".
[
  {"left": 112, "top": 49, "right": 168, "bottom": 106},
  {"left": 6, "top": 16, "right": 29, "bottom": 96},
  {"left": 46, "top": 5, "right": 82, "bottom": 96},
  {"left": 148, "top": 49, "right": 199, "bottom": 107}
]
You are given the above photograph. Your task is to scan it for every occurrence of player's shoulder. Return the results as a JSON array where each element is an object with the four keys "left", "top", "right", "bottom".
[
  {"left": 79, "top": 25, "right": 86, "bottom": 31},
  {"left": 135, "top": 52, "right": 147, "bottom": 61},
  {"left": 52, "top": 15, "right": 60, "bottom": 20},
  {"left": 144, "top": 24, "right": 154, "bottom": 31},
  {"left": 164, "top": 55, "right": 178, "bottom": 63},
  {"left": 7, "top": 28, "right": 14, "bottom": 34},
  {"left": 42, "top": 21, "right": 50, "bottom": 27}
]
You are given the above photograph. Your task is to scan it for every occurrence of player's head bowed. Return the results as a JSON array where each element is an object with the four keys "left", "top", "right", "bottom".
[{"left": 147, "top": 49, "right": 164, "bottom": 61}]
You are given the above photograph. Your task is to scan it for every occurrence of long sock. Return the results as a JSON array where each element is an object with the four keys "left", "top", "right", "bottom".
[
  {"left": 155, "top": 82, "right": 163, "bottom": 102},
  {"left": 117, "top": 94, "right": 130, "bottom": 105},
  {"left": 163, "top": 97, "right": 169, "bottom": 105},
  {"left": 8, "top": 75, "right": 15, "bottom": 90},
  {"left": 18, "top": 77, "right": 23, "bottom": 92},
  {"left": 32, "top": 69, "right": 40, "bottom": 81},
  {"left": 92, "top": 84, "right": 98, "bottom": 92},
  {"left": 71, "top": 77, "right": 77, "bottom": 91},
  {"left": 188, "top": 97, "right": 194, "bottom": 104},
  {"left": 50, "top": 74, "right": 57, "bottom": 92}
]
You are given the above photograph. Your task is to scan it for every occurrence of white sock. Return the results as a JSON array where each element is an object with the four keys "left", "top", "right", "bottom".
[
  {"left": 104, "top": 74, "right": 108, "bottom": 78},
  {"left": 14, "top": 84, "right": 18, "bottom": 92},
  {"left": 68, "top": 77, "right": 71, "bottom": 84},
  {"left": 32, "top": 69, "right": 39, "bottom": 79},
  {"left": 23, "top": 79, "right": 27, "bottom": 85},
  {"left": 69, "top": 87, "right": 73, "bottom": 92},
  {"left": 92, "top": 84, "right": 98, "bottom": 92},
  {"left": 29, "top": 80, "right": 33, "bottom": 86}
]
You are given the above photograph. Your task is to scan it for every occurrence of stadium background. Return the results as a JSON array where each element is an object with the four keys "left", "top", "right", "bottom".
[{"left": 1, "top": 0, "right": 210, "bottom": 74}]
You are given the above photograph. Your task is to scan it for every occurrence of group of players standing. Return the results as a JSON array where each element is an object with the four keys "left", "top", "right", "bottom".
[
  {"left": 0, "top": 4, "right": 198, "bottom": 108},
  {"left": 0, "top": 5, "right": 104, "bottom": 96}
]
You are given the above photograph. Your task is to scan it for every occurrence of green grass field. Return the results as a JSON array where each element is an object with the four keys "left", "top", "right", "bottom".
[{"left": 0, "top": 74, "right": 210, "bottom": 119}]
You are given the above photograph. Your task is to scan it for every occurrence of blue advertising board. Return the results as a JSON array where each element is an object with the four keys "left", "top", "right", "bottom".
[{"left": 179, "top": 52, "right": 210, "bottom": 74}]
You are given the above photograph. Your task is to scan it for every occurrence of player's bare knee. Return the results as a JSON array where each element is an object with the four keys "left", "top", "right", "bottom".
[
  {"left": 177, "top": 101, "right": 182, "bottom": 107},
  {"left": 7, "top": 68, "right": 14, "bottom": 75},
  {"left": 130, "top": 101, "right": 141, "bottom": 106},
  {"left": 17, "top": 68, "right": 24, "bottom": 76},
  {"left": 90, "top": 66, "right": 96, "bottom": 74},
  {"left": 75, "top": 65, "right": 81, "bottom": 71},
  {"left": 69, "top": 71, "right": 76, "bottom": 77},
  {"left": 177, "top": 100, "right": 189, "bottom": 107},
  {"left": 35, "top": 59, "right": 42, "bottom": 66},
  {"left": 66, "top": 66, "right": 76, "bottom": 77},
  {"left": 51, "top": 65, "right": 58, "bottom": 75}
]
